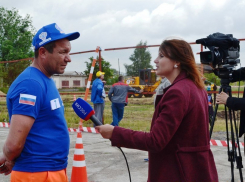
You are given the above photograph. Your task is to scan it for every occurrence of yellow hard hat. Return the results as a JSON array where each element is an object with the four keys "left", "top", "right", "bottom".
[{"left": 96, "top": 71, "right": 105, "bottom": 77}]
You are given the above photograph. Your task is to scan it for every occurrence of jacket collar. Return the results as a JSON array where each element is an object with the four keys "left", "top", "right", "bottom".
[
  {"left": 163, "top": 71, "right": 187, "bottom": 93},
  {"left": 172, "top": 71, "right": 188, "bottom": 85}
]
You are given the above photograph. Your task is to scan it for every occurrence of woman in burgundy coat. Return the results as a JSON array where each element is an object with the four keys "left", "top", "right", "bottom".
[{"left": 96, "top": 39, "right": 219, "bottom": 182}]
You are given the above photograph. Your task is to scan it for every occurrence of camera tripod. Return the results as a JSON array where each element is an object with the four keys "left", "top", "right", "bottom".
[{"left": 209, "top": 78, "right": 243, "bottom": 182}]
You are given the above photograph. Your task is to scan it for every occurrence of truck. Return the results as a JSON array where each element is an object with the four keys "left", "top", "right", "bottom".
[{"left": 125, "top": 69, "right": 161, "bottom": 98}]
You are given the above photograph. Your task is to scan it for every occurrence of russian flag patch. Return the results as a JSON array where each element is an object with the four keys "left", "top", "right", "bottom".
[{"left": 19, "top": 94, "right": 37, "bottom": 106}]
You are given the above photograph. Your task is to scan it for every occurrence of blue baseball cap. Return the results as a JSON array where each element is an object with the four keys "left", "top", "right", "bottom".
[{"left": 32, "top": 23, "right": 80, "bottom": 50}]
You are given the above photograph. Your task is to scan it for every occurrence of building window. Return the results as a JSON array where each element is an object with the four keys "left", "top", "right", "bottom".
[
  {"left": 62, "top": 80, "right": 69, "bottom": 88},
  {"left": 73, "top": 80, "right": 80, "bottom": 87}
]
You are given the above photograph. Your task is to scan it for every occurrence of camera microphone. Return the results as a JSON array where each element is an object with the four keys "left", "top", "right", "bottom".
[
  {"left": 72, "top": 98, "right": 102, "bottom": 126},
  {"left": 196, "top": 38, "right": 206, "bottom": 45}
]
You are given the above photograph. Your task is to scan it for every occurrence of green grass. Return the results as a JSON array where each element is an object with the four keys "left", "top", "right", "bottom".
[
  {"left": 0, "top": 101, "right": 9, "bottom": 122},
  {"left": 64, "top": 96, "right": 155, "bottom": 131}
]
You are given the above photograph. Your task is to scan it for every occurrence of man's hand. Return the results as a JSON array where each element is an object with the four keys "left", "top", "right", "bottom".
[
  {"left": 216, "top": 91, "right": 229, "bottom": 105},
  {"left": 139, "top": 89, "right": 143, "bottom": 93},
  {"left": 0, "top": 155, "right": 14, "bottom": 175},
  {"left": 95, "top": 124, "right": 114, "bottom": 139}
]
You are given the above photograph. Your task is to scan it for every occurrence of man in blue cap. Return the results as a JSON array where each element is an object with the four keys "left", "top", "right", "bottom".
[{"left": 0, "top": 23, "right": 80, "bottom": 182}]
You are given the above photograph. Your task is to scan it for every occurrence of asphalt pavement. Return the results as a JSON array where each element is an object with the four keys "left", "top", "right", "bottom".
[{"left": 0, "top": 127, "right": 245, "bottom": 182}]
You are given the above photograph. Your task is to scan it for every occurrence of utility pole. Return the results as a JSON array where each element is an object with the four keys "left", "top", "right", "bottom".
[
  {"left": 118, "top": 58, "right": 120, "bottom": 76},
  {"left": 99, "top": 48, "right": 102, "bottom": 71}
]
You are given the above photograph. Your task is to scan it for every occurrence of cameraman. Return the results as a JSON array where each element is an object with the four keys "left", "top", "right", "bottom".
[{"left": 216, "top": 68, "right": 245, "bottom": 137}]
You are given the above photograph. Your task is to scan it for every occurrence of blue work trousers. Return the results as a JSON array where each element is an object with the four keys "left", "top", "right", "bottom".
[{"left": 110, "top": 103, "right": 125, "bottom": 126}]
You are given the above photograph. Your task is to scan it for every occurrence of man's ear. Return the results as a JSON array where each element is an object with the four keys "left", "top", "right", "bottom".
[{"left": 39, "top": 47, "right": 47, "bottom": 59}]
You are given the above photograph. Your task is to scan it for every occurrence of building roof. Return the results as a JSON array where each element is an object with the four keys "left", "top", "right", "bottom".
[{"left": 0, "top": 91, "right": 6, "bottom": 97}]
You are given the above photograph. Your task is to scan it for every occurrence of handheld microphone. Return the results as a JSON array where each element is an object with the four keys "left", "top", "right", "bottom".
[
  {"left": 73, "top": 99, "right": 131, "bottom": 182},
  {"left": 72, "top": 98, "right": 102, "bottom": 126}
]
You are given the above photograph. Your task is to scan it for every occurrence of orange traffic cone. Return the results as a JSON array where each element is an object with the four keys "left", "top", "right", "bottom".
[
  {"left": 73, "top": 95, "right": 76, "bottom": 101},
  {"left": 70, "top": 132, "right": 88, "bottom": 182}
]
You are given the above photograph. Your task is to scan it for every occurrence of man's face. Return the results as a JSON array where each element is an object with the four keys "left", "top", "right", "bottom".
[{"left": 44, "top": 39, "right": 71, "bottom": 76}]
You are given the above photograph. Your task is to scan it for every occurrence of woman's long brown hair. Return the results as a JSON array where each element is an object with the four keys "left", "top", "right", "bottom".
[{"left": 160, "top": 39, "right": 205, "bottom": 89}]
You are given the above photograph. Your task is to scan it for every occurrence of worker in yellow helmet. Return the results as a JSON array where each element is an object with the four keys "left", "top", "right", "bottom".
[{"left": 91, "top": 71, "right": 106, "bottom": 124}]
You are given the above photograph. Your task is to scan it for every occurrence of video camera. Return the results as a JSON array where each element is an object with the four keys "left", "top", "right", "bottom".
[
  {"left": 196, "top": 33, "right": 240, "bottom": 78},
  {"left": 198, "top": 34, "right": 244, "bottom": 182}
]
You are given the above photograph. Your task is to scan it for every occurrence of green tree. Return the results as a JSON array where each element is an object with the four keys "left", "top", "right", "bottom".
[
  {"left": 124, "top": 41, "right": 152, "bottom": 76},
  {"left": 204, "top": 73, "right": 221, "bottom": 86},
  {"left": 0, "top": 7, "right": 35, "bottom": 86},
  {"left": 105, "top": 68, "right": 119, "bottom": 85},
  {"left": 111, "top": 68, "right": 119, "bottom": 76},
  {"left": 84, "top": 56, "right": 114, "bottom": 83}
]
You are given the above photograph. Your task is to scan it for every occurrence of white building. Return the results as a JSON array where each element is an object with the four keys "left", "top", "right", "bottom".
[{"left": 52, "top": 71, "right": 87, "bottom": 89}]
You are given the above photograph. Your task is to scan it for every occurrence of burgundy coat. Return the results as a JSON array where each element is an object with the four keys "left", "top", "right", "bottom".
[{"left": 111, "top": 71, "right": 218, "bottom": 182}]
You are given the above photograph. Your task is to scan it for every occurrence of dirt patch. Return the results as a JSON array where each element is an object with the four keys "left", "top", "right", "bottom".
[
  {"left": 128, "top": 97, "right": 154, "bottom": 105},
  {"left": 216, "top": 111, "right": 240, "bottom": 119}
]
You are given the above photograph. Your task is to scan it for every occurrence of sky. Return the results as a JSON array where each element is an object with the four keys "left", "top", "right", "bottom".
[{"left": 2, "top": 0, "right": 245, "bottom": 74}]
